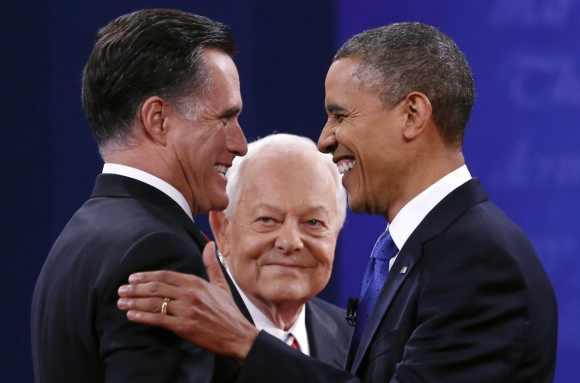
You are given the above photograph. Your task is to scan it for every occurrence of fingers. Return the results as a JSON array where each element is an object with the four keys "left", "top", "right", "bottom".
[
  {"left": 202, "top": 242, "right": 230, "bottom": 293},
  {"left": 126, "top": 309, "right": 186, "bottom": 334},
  {"left": 118, "top": 296, "right": 193, "bottom": 317},
  {"left": 128, "top": 269, "right": 195, "bottom": 286},
  {"left": 118, "top": 297, "right": 167, "bottom": 313},
  {"left": 118, "top": 280, "right": 182, "bottom": 300}
]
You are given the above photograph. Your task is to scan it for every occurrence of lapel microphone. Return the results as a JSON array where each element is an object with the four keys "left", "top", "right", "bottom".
[{"left": 346, "top": 298, "right": 358, "bottom": 326}]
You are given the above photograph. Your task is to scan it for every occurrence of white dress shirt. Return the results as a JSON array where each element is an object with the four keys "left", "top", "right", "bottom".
[
  {"left": 222, "top": 262, "right": 310, "bottom": 355},
  {"left": 102, "top": 163, "right": 193, "bottom": 221},
  {"left": 387, "top": 165, "right": 472, "bottom": 270}
]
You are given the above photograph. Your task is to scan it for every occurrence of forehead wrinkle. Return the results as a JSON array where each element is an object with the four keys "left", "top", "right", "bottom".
[{"left": 250, "top": 202, "right": 284, "bottom": 213}]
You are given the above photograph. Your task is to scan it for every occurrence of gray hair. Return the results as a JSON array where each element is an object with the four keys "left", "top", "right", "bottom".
[
  {"left": 335, "top": 22, "right": 475, "bottom": 146},
  {"left": 223, "top": 133, "right": 347, "bottom": 229}
]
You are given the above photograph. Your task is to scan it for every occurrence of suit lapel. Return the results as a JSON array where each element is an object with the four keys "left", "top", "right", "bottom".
[
  {"left": 306, "top": 302, "right": 344, "bottom": 367},
  {"left": 350, "top": 179, "right": 488, "bottom": 373}
]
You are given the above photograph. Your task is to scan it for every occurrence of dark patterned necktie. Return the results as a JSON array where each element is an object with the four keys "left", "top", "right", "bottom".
[{"left": 351, "top": 228, "right": 398, "bottom": 353}]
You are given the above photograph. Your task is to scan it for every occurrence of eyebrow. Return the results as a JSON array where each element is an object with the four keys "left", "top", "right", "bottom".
[
  {"left": 325, "top": 103, "right": 348, "bottom": 115},
  {"left": 219, "top": 105, "right": 242, "bottom": 119}
]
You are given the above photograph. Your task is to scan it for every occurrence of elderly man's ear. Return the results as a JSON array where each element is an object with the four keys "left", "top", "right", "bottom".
[{"left": 209, "top": 211, "right": 231, "bottom": 257}]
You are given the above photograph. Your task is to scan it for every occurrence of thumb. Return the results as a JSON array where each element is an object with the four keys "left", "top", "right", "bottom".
[{"left": 202, "top": 241, "right": 230, "bottom": 293}]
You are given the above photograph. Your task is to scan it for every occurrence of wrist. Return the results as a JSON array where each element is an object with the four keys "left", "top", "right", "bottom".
[{"left": 233, "top": 327, "right": 259, "bottom": 360}]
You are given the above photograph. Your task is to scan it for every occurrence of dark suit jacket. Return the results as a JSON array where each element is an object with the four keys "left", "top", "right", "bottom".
[
  {"left": 31, "top": 174, "right": 215, "bottom": 383},
  {"left": 235, "top": 179, "right": 558, "bottom": 383}
]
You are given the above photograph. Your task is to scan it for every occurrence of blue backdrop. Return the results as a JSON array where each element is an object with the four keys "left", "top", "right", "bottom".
[{"left": 7, "top": 1, "right": 579, "bottom": 381}]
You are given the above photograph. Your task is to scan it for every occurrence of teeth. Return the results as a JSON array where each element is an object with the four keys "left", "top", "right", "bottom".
[
  {"left": 337, "top": 159, "right": 356, "bottom": 175},
  {"left": 214, "top": 164, "right": 228, "bottom": 176}
]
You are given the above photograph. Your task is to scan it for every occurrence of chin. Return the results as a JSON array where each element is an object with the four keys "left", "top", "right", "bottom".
[
  {"left": 348, "top": 191, "right": 379, "bottom": 215},
  {"left": 210, "top": 196, "right": 229, "bottom": 212},
  {"left": 268, "top": 290, "right": 309, "bottom": 305},
  {"left": 347, "top": 194, "right": 365, "bottom": 213}
]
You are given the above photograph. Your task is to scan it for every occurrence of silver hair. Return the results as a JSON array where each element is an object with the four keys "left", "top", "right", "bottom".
[{"left": 223, "top": 133, "right": 347, "bottom": 229}]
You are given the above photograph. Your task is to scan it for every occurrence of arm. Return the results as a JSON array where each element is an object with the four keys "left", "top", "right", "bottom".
[
  {"left": 236, "top": 331, "right": 358, "bottom": 383},
  {"left": 98, "top": 231, "right": 214, "bottom": 383}
]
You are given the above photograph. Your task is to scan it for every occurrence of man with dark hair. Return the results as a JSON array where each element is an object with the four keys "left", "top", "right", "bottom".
[
  {"left": 118, "top": 22, "right": 557, "bottom": 382},
  {"left": 31, "top": 9, "right": 247, "bottom": 383}
]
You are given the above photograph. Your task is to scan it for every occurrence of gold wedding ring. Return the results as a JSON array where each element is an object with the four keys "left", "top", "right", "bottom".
[{"left": 160, "top": 297, "right": 171, "bottom": 315}]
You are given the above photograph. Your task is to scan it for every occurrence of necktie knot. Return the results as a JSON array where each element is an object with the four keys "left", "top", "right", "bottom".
[
  {"left": 371, "top": 229, "right": 398, "bottom": 262},
  {"left": 287, "top": 333, "right": 300, "bottom": 351}
]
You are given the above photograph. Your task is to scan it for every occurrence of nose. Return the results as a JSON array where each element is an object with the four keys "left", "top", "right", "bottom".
[
  {"left": 227, "top": 119, "right": 248, "bottom": 156},
  {"left": 275, "top": 220, "right": 303, "bottom": 254},
  {"left": 317, "top": 122, "right": 337, "bottom": 154}
]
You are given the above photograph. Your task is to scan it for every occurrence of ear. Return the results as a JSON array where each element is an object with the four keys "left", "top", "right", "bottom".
[
  {"left": 401, "top": 91, "right": 432, "bottom": 141},
  {"left": 209, "top": 210, "right": 231, "bottom": 257},
  {"left": 138, "top": 96, "right": 170, "bottom": 146}
]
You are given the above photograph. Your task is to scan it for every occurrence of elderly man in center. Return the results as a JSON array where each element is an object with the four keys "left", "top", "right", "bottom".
[
  {"left": 209, "top": 133, "right": 351, "bottom": 367},
  {"left": 125, "top": 133, "right": 352, "bottom": 367}
]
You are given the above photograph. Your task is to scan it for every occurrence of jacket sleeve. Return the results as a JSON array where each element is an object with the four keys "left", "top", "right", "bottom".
[{"left": 236, "top": 331, "right": 360, "bottom": 383}]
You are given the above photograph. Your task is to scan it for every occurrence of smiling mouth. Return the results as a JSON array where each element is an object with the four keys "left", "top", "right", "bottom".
[
  {"left": 336, "top": 158, "right": 356, "bottom": 175},
  {"left": 214, "top": 164, "right": 229, "bottom": 176},
  {"left": 264, "top": 263, "right": 309, "bottom": 269}
]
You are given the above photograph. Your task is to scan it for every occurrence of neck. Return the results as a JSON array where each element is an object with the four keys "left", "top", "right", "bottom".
[
  {"left": 103, "top": 146, "right": 198, "bottom": 214},
  {"left": 248, "top": 295, "right": 304, "bottom": 331},
  {"left": 386, "top": 148, "right": 465, "bottom": 222}
]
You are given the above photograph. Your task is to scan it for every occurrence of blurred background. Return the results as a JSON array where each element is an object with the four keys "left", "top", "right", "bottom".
[{"left": 6, "top": 0, "right": 579, "bottom": 381}]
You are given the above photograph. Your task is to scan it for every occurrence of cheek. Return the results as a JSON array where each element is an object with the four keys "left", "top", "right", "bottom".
[
  {"left": 205, "top": 127, "right": 228, "bottom": 153},
  {"left": 308, "top": 243, "right": 335, "bottom": 283},
  {"left": 229, "top": 255, "right": 259, "bottom": 295},
  {"left": 229, "top": 237, "right": 268, "bottom": 285},
  {"left": 186, "top": 127, "right": 226, "bottom": 161}
]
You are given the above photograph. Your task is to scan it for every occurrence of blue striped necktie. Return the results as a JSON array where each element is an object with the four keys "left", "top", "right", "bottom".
[{"left": 351, "top": 228, "right": 399, "bottom": 352}]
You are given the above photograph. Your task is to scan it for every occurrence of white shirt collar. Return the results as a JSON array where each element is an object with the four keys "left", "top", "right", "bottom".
[
  {"left": 102, "top": 163, "right": 193, "bottom": 221},
  {"left": 221, "top": 259, "right": 310, "bottom": 355},
  {"left": 389, "top": 164, "right": 472, "bottom": 251}
]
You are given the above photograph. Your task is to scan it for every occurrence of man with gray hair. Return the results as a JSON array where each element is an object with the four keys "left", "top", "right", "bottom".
[{"left": 208, "top": 133, "right": 351, "bottom": 368}]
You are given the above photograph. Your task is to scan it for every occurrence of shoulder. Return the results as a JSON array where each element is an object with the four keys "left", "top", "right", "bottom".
[
  {"left": 309, "top": 296, "right": 344, "bottom": 315},
  {"left": 425, "top": 200, "right": 537, "bottom": 272},
  {"left": 64, "top": 193, "right": 201, "bottom": 257},
  {"left": 82, "top": 195, "right": 187, "bottom": 235},
  {"left": 418, "top": 199, "right": 555, "bottom": 318}
]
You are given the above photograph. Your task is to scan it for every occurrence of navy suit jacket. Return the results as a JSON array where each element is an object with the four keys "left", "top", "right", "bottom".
[
  {"left": 32, "top": 174, "right": 216, "bottom": 383},
  {"left": 235, "top": 179, "right": 558, "bottom": 383}
]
